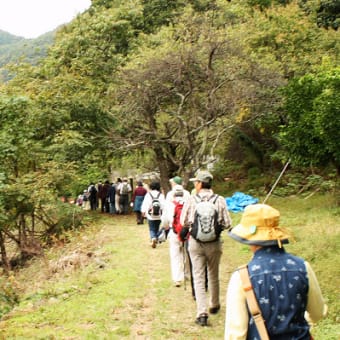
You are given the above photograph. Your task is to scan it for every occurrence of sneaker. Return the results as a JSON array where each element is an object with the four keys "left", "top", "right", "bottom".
[
  {"left": 151, "top": 238, "right": 157, "bottom": 248},
  {"left": 174, "top": 281, "right": 181, "bottom": 287},
  {"left": 195, "top": 314, "right": 208, "bottom": 326},
  {"left": 209, "top": 305, "right": 221, "bottom": 314}
]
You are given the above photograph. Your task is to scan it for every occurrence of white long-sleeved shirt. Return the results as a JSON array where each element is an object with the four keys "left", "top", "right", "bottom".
[
  {"left": 141, "top": 190, "right": 165, "bottom": 221},
  {"left": 224, "top": 261, "right": 328, "bottom": 339}
]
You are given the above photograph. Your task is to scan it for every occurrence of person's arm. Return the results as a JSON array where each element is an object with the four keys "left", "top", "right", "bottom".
[
  {"left": 141, "top": 193, "right": 150, "bottom": 216},
  {"left": 225, "top": 271, "right": 249, "bottom": 340},
  {"left": 161, "top": 201, "right": 174, "bottom": 229},
  {"left": 305, "top": 261, "right": 328, "bottom": 324},
  {"left": 217, "top": 196, "right": 232, "bottom": 230}
]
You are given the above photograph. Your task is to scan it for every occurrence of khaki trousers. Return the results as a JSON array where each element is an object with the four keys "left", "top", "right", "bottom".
[{"left": 188, "top": 237, "right": 223, "bottom": 317}]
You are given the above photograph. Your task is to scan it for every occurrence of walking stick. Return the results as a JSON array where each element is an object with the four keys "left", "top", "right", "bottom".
[
  {"left": 182, "top": 241, "right": 187, "bottom": 291},
  {"left": 263, "top": 159, "right": 290, "bottom": 204}
]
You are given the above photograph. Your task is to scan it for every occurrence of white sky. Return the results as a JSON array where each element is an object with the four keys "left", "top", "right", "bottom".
[{"left": 0, "top": 0, "right": 91, "bottom": 39}]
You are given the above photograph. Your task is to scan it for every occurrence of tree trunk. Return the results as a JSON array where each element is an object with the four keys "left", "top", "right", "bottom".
[{"left": 0, "top": 230, "right": 11, "bottom": 274}]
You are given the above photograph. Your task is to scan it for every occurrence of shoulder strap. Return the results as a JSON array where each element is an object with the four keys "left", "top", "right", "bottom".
[
  {"left": 194, "top": 194, "right": 201, "bottom": 203},
  {"left": 209, "top": 194, "right": 218, "bottom": 204},
  {"left": 238, "top": 265, "right": 270, "bottom": 340}
]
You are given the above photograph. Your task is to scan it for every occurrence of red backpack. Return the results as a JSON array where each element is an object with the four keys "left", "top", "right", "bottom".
[{"left": 172, "top": 199, "right": 184, "bottom": 235}]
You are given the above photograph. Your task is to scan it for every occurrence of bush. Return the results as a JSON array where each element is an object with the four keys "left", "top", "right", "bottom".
[{"left": 0, "top": 274, "right": 19, "bottom": 318}]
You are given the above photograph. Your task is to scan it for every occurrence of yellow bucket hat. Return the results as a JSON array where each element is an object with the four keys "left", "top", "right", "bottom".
[{"left": 228, "top": 204, "right": 291, "bottom": 247}]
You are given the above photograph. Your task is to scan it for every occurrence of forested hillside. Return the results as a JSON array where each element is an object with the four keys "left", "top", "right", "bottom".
[
  {"left": 0, "top": 0, "right": 338, "bottom": 271},
  {"left": 0, "top": 30, "right": 54, "bottom": 81}
]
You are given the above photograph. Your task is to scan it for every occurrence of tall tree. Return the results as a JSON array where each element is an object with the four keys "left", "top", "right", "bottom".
[{"left": 108, "top": 9, "right": 284, "bottom": 189}]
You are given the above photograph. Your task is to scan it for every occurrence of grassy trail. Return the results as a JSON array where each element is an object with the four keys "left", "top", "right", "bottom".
[
  {"left": 0, "top": 194, "right": 339, "bottom": 339},
  {"left": 0, "top": 213, "right": 238, "bottom": 339}
]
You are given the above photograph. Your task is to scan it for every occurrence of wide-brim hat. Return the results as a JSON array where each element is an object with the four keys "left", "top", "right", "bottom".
[
  {"left": 189, "top": 170, "right": 213, "bottom": 183},
  {"left": 228, "top": 204, "right": 291, "bottom": 247}
]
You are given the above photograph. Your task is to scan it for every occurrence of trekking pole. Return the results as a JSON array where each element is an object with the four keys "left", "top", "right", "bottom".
[
  {"left": 263, "top": 159, "right": 290, "bottom": 204},
  {"left": 182, "top": 241, "right": 187, "bottom": 291}
]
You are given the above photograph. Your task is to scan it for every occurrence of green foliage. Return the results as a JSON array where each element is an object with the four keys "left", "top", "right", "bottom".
[
  {"left": 0, "top": 275, "right": 19, "bottom": 318},
  {"left": 140, "top": 0, "right": 186, "bottom": 33},
  {"left": 317, "top": 0, "right": 340, "bottom": 30},
  {"left": 279, "top": 65, "right": 340, "bottom": 171},
  {"left": 0, "top": 31, "right": 54, "bottom": 82}
]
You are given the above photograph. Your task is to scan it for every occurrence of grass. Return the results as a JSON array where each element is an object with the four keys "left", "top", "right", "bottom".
[{"left": 0, "top": 193, "right": 339, "bottom": 339}]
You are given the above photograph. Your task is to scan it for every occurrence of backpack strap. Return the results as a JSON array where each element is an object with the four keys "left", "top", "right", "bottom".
[
  {"left": 209, "top": 194, "right": 218, "bottom": 204},
  {"left": 238, "top": 265, "right": 270, "bottom": 340}
]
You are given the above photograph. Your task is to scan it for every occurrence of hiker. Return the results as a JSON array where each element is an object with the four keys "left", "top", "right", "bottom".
[
  {"left": 162, "top": 176, "right": 191, "bottom": 287},
  {"left": 118, "top": 177, "right": 132, "bottom": 215},
  {"left": 114, "top": 178, "right": 122, "bottom": 214},
  {"left": 97, "top": 181, "right": 103, "bottom": 210},
  {"left": 141, "top": 181, "right": 165, "bottom": 248},
  {"left": 225, "top": 203, "right": 327, "bottom": 339},
  {"left": 131, "top": 181, "right": 147, "bottom": 224},
  {"left": 180, "top": 170, "right": 231, "bottom": 326},
  {"left": 88, "top": 183, "right": 98, "bottom": 210},
  {"left": 99, "top": 180, "right": 111, "bottom": 213},
  {"left": 107, "top": 182, "right": 116, "bottom": 214}
]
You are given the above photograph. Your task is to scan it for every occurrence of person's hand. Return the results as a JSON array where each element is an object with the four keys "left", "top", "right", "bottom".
[
  {"left": 130, "top": 202, "right": 134, "bottom": 207},
  {"left": 179, "top": 227, "right": 189, "bottom": 242}
]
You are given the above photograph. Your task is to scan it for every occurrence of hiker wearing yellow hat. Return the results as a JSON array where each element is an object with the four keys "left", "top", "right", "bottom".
[{"left": 225, "top": 204, "right": 327, "bottom": 339}]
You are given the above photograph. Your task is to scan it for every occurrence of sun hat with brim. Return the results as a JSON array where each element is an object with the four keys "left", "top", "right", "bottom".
[
  {"left": 228, "top": 204, "right": 291, "bottom": 247},
  {"left": 189, "top": 170, "right": 213, "bottom": 183},
  {"left": 170, "top": 176, "right": 182, "bottom": 185}
]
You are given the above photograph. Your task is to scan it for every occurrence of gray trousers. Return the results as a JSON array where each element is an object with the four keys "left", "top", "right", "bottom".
[{"left": 188, "top": 237, "right": 222, "bottom": 317}]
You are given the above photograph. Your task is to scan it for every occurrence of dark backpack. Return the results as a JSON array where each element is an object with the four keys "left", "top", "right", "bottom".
[
  {"left": 172, "top": 199, "right": 184, "bottom": 234},
  {"left": 149, "top": 192, "right": 162, "bottom": 217},
  {"left": 190, "top": 194, "right": 221, "bottom": 242},
  {"left": 89, "top": 185, "right": 97, "bottom": 197}
]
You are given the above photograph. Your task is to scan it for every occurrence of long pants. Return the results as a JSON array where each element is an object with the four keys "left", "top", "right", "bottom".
[
  {"left": 115, "top": 194, "right": 121, "bottom": 214},
  {"left": 147, "top": 219, "right": 161, "bottom": 240},
  {"left": 188, "top": 237, "right": 222, "bottom": 317},
  {"left": 119, "top": 194, "right": 129, "bottom": 214},
  {"left": 168, "top": 230, "right": 189, "bottom": 283}
]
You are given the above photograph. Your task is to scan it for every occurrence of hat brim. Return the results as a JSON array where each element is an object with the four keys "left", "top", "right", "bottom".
[
  {"left": 189, "top": 177, "right": 198, "bottom": 182},
  {"left": 228, "top": 231, "right": 289, "bottom": 246},
  {"left": 228, "top": 222, "right": 290, "bottom": 246}
]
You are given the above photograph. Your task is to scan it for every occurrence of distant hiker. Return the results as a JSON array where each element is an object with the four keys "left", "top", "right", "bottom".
[
  {"left": 131, "top": 181, "right": 147, "bottom": 224},
  {"left": 97, "top": 181, "right": 103, "bottom": 210},
  {"left": 107, "top": 182, "right": 116, "bottom": 214},
  {"left": 117, "top": 177, "right": 132, "bottom": 215},
  {"left": 180, "top": 170, "right": 231, "bottom": 327},
  {"left": 114, "top": 178, "right": 122, "bottom": 214},
  {"left": 162, "top": 176, "right": 191, "bottom": 287},
  {"left": 82, "top": 190, "right": 90, "bottom": 210},
  {"left": 99, "top": 180, "right": 111, "bottom": 213},
  {"left": 88, "top": 183, "right": 98, "bottom": 210},
  {"left": 141, "top": 181, "right": 165, "bottom": 248},
  {"left": 225, "top": 204, "right": 327, "bottom": 339}
]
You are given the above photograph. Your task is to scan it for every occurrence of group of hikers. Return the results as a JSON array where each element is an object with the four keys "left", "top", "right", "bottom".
[
  {"left": 76, "top": 177, "right": 134, "bottom": 215},
  {"left": 77, "top": 170, "right": 327, "bottom": 338}
]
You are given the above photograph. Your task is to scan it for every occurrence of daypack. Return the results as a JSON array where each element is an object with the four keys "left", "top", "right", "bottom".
[
  {"left": 149, "top": 192, "right": 162, "bottom": 218},
  {"left": 172, "top": 199, "right": 184, "bottom": 234},
  {"left": 190, "top": 194, "right": 221, "bottom": 242},
  {"left": 121, "top": 183, "right": 129, "bottom": 195}
]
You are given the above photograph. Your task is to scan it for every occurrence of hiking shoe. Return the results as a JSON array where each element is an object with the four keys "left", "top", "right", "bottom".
[
  {"left": 174, "top": 281, "right": 181, "bottom": 287},
  {"left": 209, "top": 305, "right": 221, "bottom": 314},
  {"left": 195, "top": 314, "right": 208, "bottom": 326},
  {"left": 151, "top": 238, "right": 157, "bottom": 248}
]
